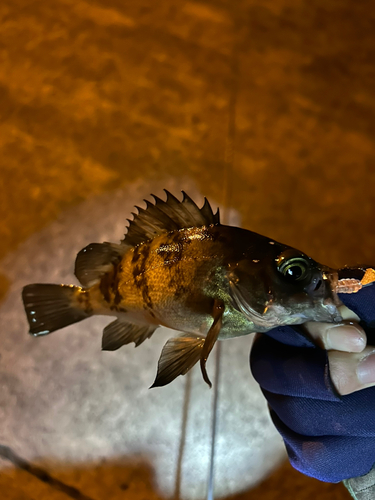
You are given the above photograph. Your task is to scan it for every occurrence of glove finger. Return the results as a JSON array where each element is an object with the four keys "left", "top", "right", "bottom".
[{"left": 250, "top": 333, "right": 339, "bottom": 401}]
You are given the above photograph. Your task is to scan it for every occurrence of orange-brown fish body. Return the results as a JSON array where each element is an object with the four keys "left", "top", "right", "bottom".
[
  {"left": 22, "top": 191, "right": 343, "bottom": 387},
  {"left": 89, "top": 224, "right": 340, "bottom": 341},
  {"left": 116, "top": 227, "right": 220, "bottom": 333},
  {"left": 93, "top": 226, "right": 247, "bottom": 337}
]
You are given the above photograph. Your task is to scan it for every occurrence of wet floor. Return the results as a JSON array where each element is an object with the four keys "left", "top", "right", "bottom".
[{"left": 1, "top": 0, "right": 375, "bottom": 498}]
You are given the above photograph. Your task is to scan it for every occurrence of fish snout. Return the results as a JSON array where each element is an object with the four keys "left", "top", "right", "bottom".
[
  {"left": 303, "top": 270, "right": 326, "bottom": 299},
  {"left": 304, "top": 268, "right": 342, "bottom": 322}
]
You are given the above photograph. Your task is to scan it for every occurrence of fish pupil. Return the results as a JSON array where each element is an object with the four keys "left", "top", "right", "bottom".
[{"left": 286, "top": 265, "right": 303, "bottom": 279}]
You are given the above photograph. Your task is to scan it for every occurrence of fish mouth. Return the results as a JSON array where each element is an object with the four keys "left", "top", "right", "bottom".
[
  {"left": 320, "top": 268, "right": 343, "bottom": 306},
  {"left": 304, "top": 265, "right": 333, "bottom": 298},
  {"left": 304, "top": 267, "right": 343, "bottom": 323},
  {"left": 304, "top": 266, "right": 342, "bottom": 303},
  {"left": 317, "top": 268, "right": 343, "bottom": 322}
]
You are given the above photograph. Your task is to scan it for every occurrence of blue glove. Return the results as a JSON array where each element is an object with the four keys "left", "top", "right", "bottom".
[{"left": 250, "top": 276, "right": 375, "bottom": 483}]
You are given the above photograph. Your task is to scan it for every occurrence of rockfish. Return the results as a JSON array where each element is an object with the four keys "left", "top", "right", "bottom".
[{"left": 22, "top": 191, "right": 344, "bottom": 387}]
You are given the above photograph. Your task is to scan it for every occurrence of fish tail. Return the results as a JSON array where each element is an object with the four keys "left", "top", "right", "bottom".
[{"left": 22, "top": 284, "right": 92, "bottom": 336}]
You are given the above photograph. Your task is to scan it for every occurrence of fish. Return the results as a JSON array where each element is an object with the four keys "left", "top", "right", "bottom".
[{"left": 22, "top": 190, "right": 346, "bottom": 388}]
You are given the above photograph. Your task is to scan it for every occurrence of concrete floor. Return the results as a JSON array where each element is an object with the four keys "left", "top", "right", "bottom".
[{"left": 1, "top": 0, "right": 375, "bottom": 498}]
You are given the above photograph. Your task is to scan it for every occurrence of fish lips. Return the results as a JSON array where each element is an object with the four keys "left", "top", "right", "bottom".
[
  {"left": 304, "top": 266, "right": 341, "bottom": 305},
  {"left": 303, "top": 270, "right": 326, "bottom": 299},
  {"left": 304, "top": 267, "right": 342, "bottom": 322}
]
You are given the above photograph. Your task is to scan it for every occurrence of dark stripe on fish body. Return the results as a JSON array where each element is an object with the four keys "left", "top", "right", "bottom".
[
  {"left": 99, "top": 271, "right": 113, "bottom": 303},
  {"left": 131, "top": 246, "right": 142, "bottom": 265},
  {"left": 111, "top": 264, "right": 122, "bottom": 292},
  {"left": 132, "top": 245, "right": 149, "bottom": 283},
  {"left": 140, "top": 273, "right": 153, "bottom": 310},
  {"left": 100, "top": 261, "right": 123, "bottom": 305},
  {"left": 77, "top": 289, "right": 94, "bottom": 314},
  {"left": 112, "top": 263, "right": 123, "bottom": 305},
  {"left": 157, "top": 232, "right": 183, "bottom": 265},
  {"left": 114, "top": 290, "right": 123, "bottom": 305},
  {"left": 132, "top": 244, "right": 153, "bottom": 310}
]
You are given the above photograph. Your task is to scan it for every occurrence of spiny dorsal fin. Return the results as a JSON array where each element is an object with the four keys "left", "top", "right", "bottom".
[
  {"left": 122, "top": 190, "right": 220, "bottom": 247},
  {"left": 75, "top": 242, "right": 126, "bottom": 287}
]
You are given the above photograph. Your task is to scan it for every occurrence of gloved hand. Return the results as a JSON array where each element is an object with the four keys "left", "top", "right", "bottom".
[{"left": 250, "top": 275, "right": 375, "bottom": 485}]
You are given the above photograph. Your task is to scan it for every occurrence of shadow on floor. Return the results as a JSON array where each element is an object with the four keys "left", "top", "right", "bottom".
[{"left": 0, "top": 445, "right": 349, "bottom": 500}]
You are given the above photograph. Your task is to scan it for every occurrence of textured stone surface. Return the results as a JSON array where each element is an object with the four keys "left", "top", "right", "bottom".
[{"left": 1, "top": 0, "right": 375, "bottom": 498}]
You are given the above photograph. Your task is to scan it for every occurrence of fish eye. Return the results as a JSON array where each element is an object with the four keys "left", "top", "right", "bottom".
[{"left": 277, "top": 256, "right": 310, "bottom": 282}]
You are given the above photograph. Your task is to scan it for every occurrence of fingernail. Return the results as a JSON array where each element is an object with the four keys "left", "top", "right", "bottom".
[
  {"left": 326, "top": 325, "right": 366, "bottom": 352},
  {"left": 357, "top": 352, "right": 375, "bottom": 384}
]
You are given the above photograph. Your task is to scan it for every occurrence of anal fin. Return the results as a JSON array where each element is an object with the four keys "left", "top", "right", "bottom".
[
  {"left": 102, "top": 319, "right": 157, "bottom": 350},
  {"left": 151, "top": 334, "right": 205, "bottom": 388}
]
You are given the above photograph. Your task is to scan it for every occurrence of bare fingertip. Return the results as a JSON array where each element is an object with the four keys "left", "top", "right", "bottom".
[
  {"left": 326, "top": 325, "right": 366, "bottom": 353},
  {"left": 357, "top": 352, "right": 375, "bottom": 385}
]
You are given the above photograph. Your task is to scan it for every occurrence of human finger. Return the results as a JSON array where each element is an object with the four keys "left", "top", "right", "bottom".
[
  {"left": 337, "top": 304, "right": 361, "bottom": 322},
  {"left": 304, "top": 319, "right": 366, "bottom": 353},
  {"left": 328, "top": 346, "right": 375, "bottom": 395}
]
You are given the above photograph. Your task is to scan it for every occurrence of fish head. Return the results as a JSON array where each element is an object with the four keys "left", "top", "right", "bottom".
[{"left": 228, "top": 243, "right": 341, "bottom": 331}]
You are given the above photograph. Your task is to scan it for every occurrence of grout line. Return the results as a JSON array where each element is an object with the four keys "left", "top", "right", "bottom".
[
  {"left": 0, "top": 445, "right": 95, "bottom": 500},
  {"left": 206, "top": 341, "right": 222, "bottom": 500},
  {"left": 174, "top": 371, "right": 193, "bottom": 500}
]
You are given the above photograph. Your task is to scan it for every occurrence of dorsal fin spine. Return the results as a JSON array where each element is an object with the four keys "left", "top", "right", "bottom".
[
  {"left": 122, "top": 191, "right": 220, "bottom": 247},
  {"left": 214, "top": 207, "right": 220, "bottom": 224}
]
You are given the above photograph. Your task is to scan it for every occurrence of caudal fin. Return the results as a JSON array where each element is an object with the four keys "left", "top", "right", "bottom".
[{"left": 22, "top": 284, "right": 91, "bottom": 336}]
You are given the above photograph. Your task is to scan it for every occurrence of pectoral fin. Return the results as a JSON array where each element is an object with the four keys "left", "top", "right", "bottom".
[
  {"left": 151, "top": 334, "right": 205, "bottom": 388},
  {"left": 200, "top": 299, "right": 224, "bottom": 388},
  {"left": 102, "top": 319, "right": 157, "bottom": 350}
]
